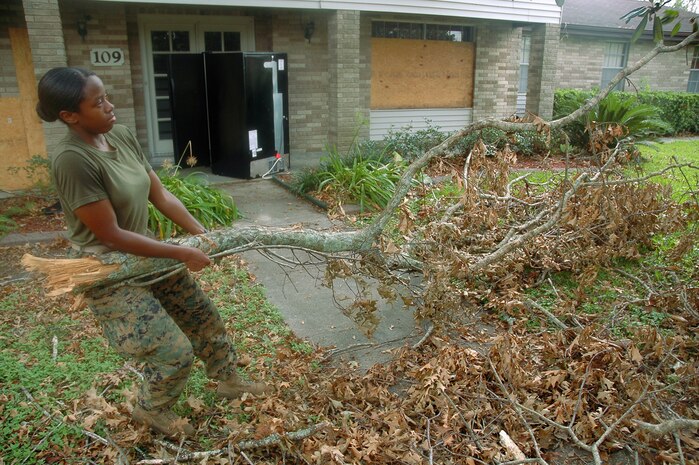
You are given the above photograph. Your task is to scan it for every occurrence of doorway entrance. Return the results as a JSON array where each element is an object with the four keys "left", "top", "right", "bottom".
[{"left": 138, "top": 15, "right": 255, "bottom": 165}]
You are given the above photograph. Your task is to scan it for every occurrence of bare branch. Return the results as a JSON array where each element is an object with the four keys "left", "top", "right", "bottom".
[{"left": 634, "top": 418, "right": 699, "bottom": 436}]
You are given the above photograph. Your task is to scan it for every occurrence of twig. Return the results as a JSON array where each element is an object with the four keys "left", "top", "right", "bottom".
[
  {"left": 412, "top": 322, "right": 434, "bottom": 349},
  {"left": 20, "top": 386, "right": 117, "bottom": 454},
  {"left": 675, "top": 433, "right": 686, "bottom": 465},
  {"left": 499, "top": 430, "right": 526, "bottom": 461},
  {"left": 427, "top": 416, "right": 435, "bottom": 465},
  {"left": 51, "top": 335, "right": 58, "bottom": 362},
  {"left": 523, "top": 298, "right": 570, "bottom": 330},
  {"left": 142, "top": 422, "right": 332, "bottom": 464}
]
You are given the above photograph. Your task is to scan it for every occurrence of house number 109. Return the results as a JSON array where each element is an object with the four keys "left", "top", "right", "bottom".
[{"left": 90, "top": 48, "right": 125, "bottom": 67}]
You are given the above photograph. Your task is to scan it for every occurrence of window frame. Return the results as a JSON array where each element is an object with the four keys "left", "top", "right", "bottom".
[
  {"left": 601, "top": 41, "right": 629, "bottom": 91},
  {"left": 371, "top": 20, "right": 475, "bottom": 43},
  {"left": 688, "top": 46, "right": 699, "bottom": 93}
]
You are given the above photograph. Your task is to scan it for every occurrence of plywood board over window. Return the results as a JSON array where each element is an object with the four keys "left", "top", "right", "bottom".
[
  {"left": 371, "top": 38, "right": 474, "bottom": 109},
  {"left": 0, "top": 28, "right": 47, "bottom": 191}
]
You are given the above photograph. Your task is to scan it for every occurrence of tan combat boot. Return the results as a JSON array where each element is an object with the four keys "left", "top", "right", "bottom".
[
  {"left": 132, "top": 405, "right": 196, "bottom": 437},
  {"left": 216, "top": 372, "right": 272, "bottom": 399}
]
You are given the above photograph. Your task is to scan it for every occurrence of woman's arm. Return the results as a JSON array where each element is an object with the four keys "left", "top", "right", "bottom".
[
  {"left": 73, "top": 198, "right": 211, "bottom": 271},
  {"left": 147, "top": 170, "right": 207, "bottom": 235}
]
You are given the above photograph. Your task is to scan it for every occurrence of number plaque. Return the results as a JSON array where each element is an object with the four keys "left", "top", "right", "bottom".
[{"left": 90, "top": 48, "right": 125, "bottom": 67}]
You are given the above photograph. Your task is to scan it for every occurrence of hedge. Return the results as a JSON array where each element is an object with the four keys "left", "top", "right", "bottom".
[{"left": 554, "top": 89, "right": 699, "bottom": 136}]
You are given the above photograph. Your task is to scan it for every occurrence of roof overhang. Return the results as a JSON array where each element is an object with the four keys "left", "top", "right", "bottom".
[{"left": 90, "top": 0, "right": 562, "bottom": 24}]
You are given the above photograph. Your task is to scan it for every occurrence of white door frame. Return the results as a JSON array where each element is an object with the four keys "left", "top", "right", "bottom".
[{"left": 138, "top": 14, "right": 255, "bottom": 164}]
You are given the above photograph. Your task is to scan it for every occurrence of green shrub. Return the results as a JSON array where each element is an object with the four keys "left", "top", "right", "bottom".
[
  {"left": 148, "top": 170, "right": 239, "bottom": 239},
  {"left": 382, "top": 122, "right": 447, "bottom": 160},
  {"left": 553, "top": 90, "right": 674, "bottom": 151},
  {"left": 555, "top": 89, "right": 698, "bottom": 137},
  {"left": 315, "top": 146, "right": 404, "bottom": 212}
]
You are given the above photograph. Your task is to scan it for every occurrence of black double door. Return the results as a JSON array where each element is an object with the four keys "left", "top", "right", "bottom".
[{"left": 168, "top": 52, "right": 289, "bottom": 178}]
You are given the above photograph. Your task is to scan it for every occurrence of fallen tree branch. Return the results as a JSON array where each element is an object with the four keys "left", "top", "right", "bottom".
[
  {"left": 634, "top": 418, "right": 699, "bottom": 436},
  {"left": 138, "top": 422, "right": 332, "bottom": 464}
]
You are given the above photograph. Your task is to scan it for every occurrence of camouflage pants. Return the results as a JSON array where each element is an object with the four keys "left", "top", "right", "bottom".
[{"left": 84, "top": 270, "right": 237, "bottom": 410}]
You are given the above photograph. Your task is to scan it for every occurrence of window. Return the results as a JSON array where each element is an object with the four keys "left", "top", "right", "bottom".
[
  {"left": 601, "top": 42, "right": 629, "bottom": 91},
  {"left": 689, "top": 46, "right": 699, "bottom": 93},
  {"left": 519, "top": 32, "right": 531, "bottom": 93},
  {"left": 372, "top": 21, "right": 474, "bottom": 42}
]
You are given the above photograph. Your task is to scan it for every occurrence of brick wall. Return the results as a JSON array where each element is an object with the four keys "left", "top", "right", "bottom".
[
  {"left": 22, "top": 0, "right": 68, "bottom": 156},
  {"left": 273, "top": 10, "right": 330, "bottom": 154},
  {"left": 627, "top": 40, "right": 691, "bottom": 91},
  {"left": 327, "top": 10, "right": 364, "bottom": 153},
  {"left": 473, "top": 22, "right": 521, "bottom": 121},
  {"left": 527, "top": 23, "right": 559, "bottom": 119},
  {"left": 556, "top": 35, "right": 693, "bottom": 92},
  {"left": 0, "top": 0, "right": 25, "bottom": 96},
  {"left": 60, "top": 0, "right": 137, "bottom": 133}
]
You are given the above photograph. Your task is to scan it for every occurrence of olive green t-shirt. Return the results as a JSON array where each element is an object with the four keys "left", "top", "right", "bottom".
[{"left": 51, "top": 124, "right": 153, "bottom": 249}]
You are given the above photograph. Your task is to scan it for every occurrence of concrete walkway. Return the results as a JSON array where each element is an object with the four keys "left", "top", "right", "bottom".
[
  {"left": 0, "top": 154, "right": 421, "bottom": 371},
  {"left": 214, "top": 176, "right": 421, "bottom": 370}
]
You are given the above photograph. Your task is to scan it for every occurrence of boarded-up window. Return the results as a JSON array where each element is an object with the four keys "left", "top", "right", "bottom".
[{"left": 371, "top": 38, "right": 474, "bottom": 109}]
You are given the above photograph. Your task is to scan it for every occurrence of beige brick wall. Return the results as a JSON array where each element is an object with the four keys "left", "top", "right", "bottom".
[
  {"left": 273, "top": 10, "right": 330, "bottom": 154},
  {"left": 0, "top": 0, "right": 25, "bottom": 96},
  {"left": 60, "top": 0, "right": 137, "bottom": 133},
  {"left": 328, "top": 10, "right": 365, "bottom": 152},
  {"left": 556, "top": 35, "right": 692, "bottom": 92},
  {"left": 627, "top": 40, "right": 692, "bottom": 91},
  {"left": 473, "top": 22, "right": 521, "bottom": 120},
  {"left": 527, "top": 23, "right": 559, "bottom": 119},
  {"left": 22, "top": 0, "right": 68, "bottom": 156}
]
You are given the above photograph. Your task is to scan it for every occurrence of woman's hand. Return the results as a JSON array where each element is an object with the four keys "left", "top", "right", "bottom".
[{"left": 175, "top": 246, "right": 212, "bottom": 272}]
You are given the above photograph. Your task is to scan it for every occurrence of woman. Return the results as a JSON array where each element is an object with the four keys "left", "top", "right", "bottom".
[{"left": 36, "top": 67, "right": 269, "bottom": 437}]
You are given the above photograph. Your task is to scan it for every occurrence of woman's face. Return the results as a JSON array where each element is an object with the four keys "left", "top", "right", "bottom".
[{"left": 68, "top": 75, "right": 116, "bottom": 134}]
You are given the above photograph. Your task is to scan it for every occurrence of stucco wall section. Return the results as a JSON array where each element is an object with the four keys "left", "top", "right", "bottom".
[{"left": 473, "top": 22, "right": 521, "bottom": 120}]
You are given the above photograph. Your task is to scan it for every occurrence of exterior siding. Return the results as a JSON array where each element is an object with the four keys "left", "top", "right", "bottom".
[
  {"left": 370, "top": 108, "right": 472, "bottom": 140},
  {"left": 628, "top": 41, "right": 692, "bottom": 91},
  {"left": 556, "top": 35, "right": 605, "bottom": 90}
]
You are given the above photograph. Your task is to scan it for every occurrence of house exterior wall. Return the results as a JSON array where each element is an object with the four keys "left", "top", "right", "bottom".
[
  {"left": 526, "top": 22, "right": 559, "bottom": 119},
  {"left": 473, "top": 22, "right": 521, "bottom": 120},
  {"left": 60, "top": 1, "right": 137, "bottom": 134},
  {"left": 272, "top": 10, "right": 331, "bottom": 154},
  {"left": 3, "top": 0, "right": 563, "bottom": 190},
  {"left": 556, "top": 34, "right": 693, "bottom": 92},
  {"left": 627, "top": 41, "right": 692, "bottom": 91},
  {"left": 0, "top": 0, "right": 25, "bottom": 97}
]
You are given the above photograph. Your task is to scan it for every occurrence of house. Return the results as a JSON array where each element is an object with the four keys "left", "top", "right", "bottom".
[
  {"left": 1, "top": 0, "right": 562, "bottom": 191},
  {"left": 556, "top": 0, "right": 698, "bottom": 93}
]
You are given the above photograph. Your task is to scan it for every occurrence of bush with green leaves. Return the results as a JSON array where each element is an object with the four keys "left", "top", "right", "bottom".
[
  {"left": 555, "top": 89, "right": 697, "bottom": 138},
  {"left": 314, "top": 145, "right": 405, "bottom": 212},
  {"left": 554, "top": 90, "right": 674, "bottom": 152},
  {"left": 382, "top": 122, "right": 447, "bottom": 160},
  {"left": 148, "top": 170, "right": 239, "bottom": 239}
]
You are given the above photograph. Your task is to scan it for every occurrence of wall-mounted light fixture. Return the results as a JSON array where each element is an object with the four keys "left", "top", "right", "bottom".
[
  {"left": 77, "top": 14, "right": 91, "bottom": 42},
  {"left": 303, "top": 20, "right": 315, "bottom": 43}
]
